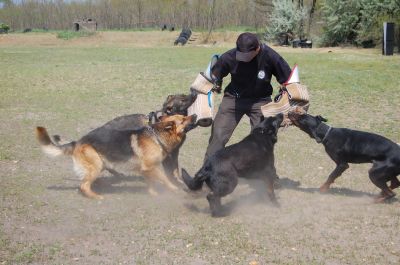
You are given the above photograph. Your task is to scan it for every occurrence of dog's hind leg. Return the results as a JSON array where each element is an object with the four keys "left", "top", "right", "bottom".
[
  {"left": 388, "top": 159, "right": 400, "bottom": 190},
  {"left": 389, "top": 177, "right": 400, "bottom": 190},
  {"left": 369, "top": 163, "right": 396, "bottom": 203},
  {"left": 73, "top": 144, "right": 104, "bottom": 199},
  {"left": 320, "top": 163, "right": 349, "bottom": 192}
]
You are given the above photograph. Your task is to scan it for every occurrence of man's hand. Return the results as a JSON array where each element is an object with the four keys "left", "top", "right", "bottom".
[
  {"left": 274, "top": 85, "right": 286, "bottom": 102},
  {"left": 212, "top": 84, "right": 222, "bottom": 94}
]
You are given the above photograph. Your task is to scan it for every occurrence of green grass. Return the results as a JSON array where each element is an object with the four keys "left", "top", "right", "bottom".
[
  {"left": 56, "top": 30, "right": 96, "bottom": 40},
  {"left": 0, "top": 33, "right": 399, "bottom": 264}
]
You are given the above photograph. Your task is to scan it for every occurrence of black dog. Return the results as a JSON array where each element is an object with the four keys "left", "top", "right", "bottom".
[
  {"left": 182, "top": 114, "right": 283, "bottom": 217},
  {"left": 288, "top": 111, "right": 400, "bottom": 202}
]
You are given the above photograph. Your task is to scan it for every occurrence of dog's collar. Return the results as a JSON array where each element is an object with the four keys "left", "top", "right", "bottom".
[
  {"left": 321, "top": 126, "right": 332, "bottom": 143},
  {"left": 315, "top": 123, "right": 332, "bottom": 144},
  {"left": 147, "top": 110, "right": 163, "bottom": 124}
]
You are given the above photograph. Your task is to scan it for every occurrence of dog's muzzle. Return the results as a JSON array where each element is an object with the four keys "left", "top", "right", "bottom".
[{"left": 261, "top": 83, "right": 310, "bottom": 126}]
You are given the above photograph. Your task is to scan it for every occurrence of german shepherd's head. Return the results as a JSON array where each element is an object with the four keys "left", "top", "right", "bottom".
[
  {"left": 149, "top": 114, "right": 197, "bottom": 152},
  {"left": 158, "top": 114, "right": 197, "bottom": 135}
]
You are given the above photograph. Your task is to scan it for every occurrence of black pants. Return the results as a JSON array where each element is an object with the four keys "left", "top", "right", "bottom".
[{"left": 204, "top": 93, "right": 272, "bottom": 160}]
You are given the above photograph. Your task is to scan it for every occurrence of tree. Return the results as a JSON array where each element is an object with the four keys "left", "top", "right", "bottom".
[
  {"left": 204, "top": 0, "right": 216, "bottom": 42},
  {"left": 265, "top": 0, "right": 308, "bottom": 42},
  {"left": 320, "top": 0, "right": 400, "bottom": 47},
  {"left": 357, "top": 0, "right": 400, "bottom": 45},
  {"left": 320, "top": 0, "right": 360, "bottom": 46}
]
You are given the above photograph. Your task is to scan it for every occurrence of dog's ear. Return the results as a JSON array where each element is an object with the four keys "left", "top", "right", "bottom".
[
  {"left": 162, "top": 121, "right": 176, "bottom": 131},
  {"left": 316, "top": 115, "right": 328, "bottom": 122},
  {"left": 152, "top": 121, "right": 175, "bottom": 131}
]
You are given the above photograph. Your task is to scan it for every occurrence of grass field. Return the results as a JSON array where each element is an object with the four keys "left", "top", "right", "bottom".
[{"left": 0, "top": 32, "right": 399, "bottom": 264}]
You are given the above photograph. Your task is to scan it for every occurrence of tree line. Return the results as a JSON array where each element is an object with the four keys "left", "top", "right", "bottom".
[
  {"left": 0, "top": 0, "right": 273, "bottom": 31},
  {"left": 0, "top": 0, "right": 399, "bottom": 48}
]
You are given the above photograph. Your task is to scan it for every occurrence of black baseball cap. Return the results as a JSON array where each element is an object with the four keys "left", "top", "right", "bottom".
[{"left": 236, "top": 32, "right": 260, "bottom": 62}]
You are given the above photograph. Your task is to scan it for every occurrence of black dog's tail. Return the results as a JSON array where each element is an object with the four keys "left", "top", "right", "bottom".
[{"left": 181, "top": 167, "right": 209, "bottom": 191}]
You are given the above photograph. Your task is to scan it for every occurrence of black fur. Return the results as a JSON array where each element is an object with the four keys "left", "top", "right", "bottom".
[
  {"left": 182, "top": 114, "right": 283, "bottom": 217},
  {"left": 161, "top": 92, "right": 197, "bottom": 116},
  {"left": 80, "top": 127, "right": 140, "bottom": 162},
  {"left": 288, "top": 112, "right": 400, "bottom": 201}
]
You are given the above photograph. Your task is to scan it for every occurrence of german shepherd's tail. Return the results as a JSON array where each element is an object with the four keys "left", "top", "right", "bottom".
[
  {"left": 35, "top": 127, "right": 76, "bottom": 157},
  {"left": 181, "top": 166, "right": 210, "bottom": 191}
]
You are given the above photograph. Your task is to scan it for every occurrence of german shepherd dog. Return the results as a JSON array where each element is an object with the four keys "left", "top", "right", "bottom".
[
  {"left": 182, "top": 114, "right": 284, "bottom": 217},
  {"left": 36, "top": 114, "right": 197, "bottom": 199},
  {"left": 288, "top": 111, "right": 400, "bottom": 202},
  {"left": 99, "top": 93, "right": 197, "bottom": 182}
]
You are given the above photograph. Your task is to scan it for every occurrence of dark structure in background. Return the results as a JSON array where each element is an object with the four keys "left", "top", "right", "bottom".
[
  {"left": 292, "top": 39, "right": 312, "bottom": 48},
  {"left": 73, "top": 18, "right": 97, "bottom": 32},
  {"left": 382, "top": 22, "right": 394, "bottom": 55},
  {"left": 174, "top": 28, "right": 192, "bottom": 45},
  {"left": 161, "top": 24, "right": 174, "bottom": 31}
]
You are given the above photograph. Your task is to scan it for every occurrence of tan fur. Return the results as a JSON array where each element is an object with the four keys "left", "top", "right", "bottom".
[{"left": 36, "top": 115, "right": 195, "bottom": 199}]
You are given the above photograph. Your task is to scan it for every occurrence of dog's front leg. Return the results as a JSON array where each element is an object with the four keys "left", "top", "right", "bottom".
[
  {"left": 264, "top": 175, "right": 279, "bottom": 207},
  {"left": 142, "top": 167, "right": 179, "bottom": 194},
  {"left": 320, "top": 163, "right": 349, "bottom": 192},
  {"left": 162, "top": 149, "right": 183, "bottom": 185},
  {"left": 206, "top": 192, "right": 223, "bottom": 217}
]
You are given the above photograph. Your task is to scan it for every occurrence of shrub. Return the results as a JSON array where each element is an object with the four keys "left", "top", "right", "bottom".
[
  {"left": 320, "top": 0, "right": 360, "bottom": 46},
  {"left": 265, "top": 0, "right": 308, "bottom": 43},
  {"left": 0, "top": 23, "right": 10, "bottom": 33},
  {"left": 320, "top": 0, "right": 400, "bottom": 47}
]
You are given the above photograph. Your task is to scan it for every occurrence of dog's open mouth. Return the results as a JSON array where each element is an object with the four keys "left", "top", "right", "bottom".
[
  {"left": 280, "top": 114, "right": 293, "bottom": 127},
  {"left": 164, "top": 107, "right": 173, "bottom": 115}
]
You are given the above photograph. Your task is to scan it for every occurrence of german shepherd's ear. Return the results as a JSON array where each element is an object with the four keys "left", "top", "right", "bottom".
[
  {"left": 316, "top": 115, "right": 328, "bottom": 122},
  {"left": 152, "top": 121, "right": 176, "bottom": 131},
  {"left": 163, "top": 121, "right": 176, "bottom": 131}
]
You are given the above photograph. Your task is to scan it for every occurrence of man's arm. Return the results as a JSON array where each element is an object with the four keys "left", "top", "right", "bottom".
[
  {"left": 267, "top": 48, "right": 291, "bottom": 85},
  {"left": 211, "top": 54, "right": 231, "bottom": 93}
]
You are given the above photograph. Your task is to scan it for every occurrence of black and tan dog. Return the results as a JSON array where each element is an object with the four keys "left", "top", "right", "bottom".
[
  {"left": 36, "top": 114, "right": 197, "bottom": 199},
  {"left": 182, "top": 114, "right": 284, "bottom": 217},
  {"left": 288, "top": 110, "right": 400, "bottom": 202},
  {"left": 98, "top": 93, "right": 197, "bottom": 181}
]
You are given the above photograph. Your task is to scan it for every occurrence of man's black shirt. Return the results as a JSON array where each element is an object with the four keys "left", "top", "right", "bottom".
[{"left": 211, "top": 44, "right": 291, "bottom": 98}]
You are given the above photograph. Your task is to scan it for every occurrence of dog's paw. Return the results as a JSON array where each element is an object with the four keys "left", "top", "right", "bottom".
[{"left": 319, "top": 185, "right": 330, "bottom": 193}]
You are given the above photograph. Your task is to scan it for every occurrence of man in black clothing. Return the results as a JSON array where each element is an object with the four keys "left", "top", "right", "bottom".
[{"left": 205, "top": 32, "right": 291, "bottom": 159}]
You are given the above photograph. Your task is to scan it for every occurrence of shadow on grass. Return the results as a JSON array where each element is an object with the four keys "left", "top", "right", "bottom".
[
  {"left": 182, "top": 178, "right": 292, "bottom": 217},
  {"left": 278, "top": 176, "right": 376, "bottom": 197},
  {"left": 183, "top": 177, "right": 399, "bottom": 216},
  {"left": 47, "top": 174, "right": 148, "bottom": 195},
  {"left": 279, "top": 176, "right": 400, "bottom": 203}
]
